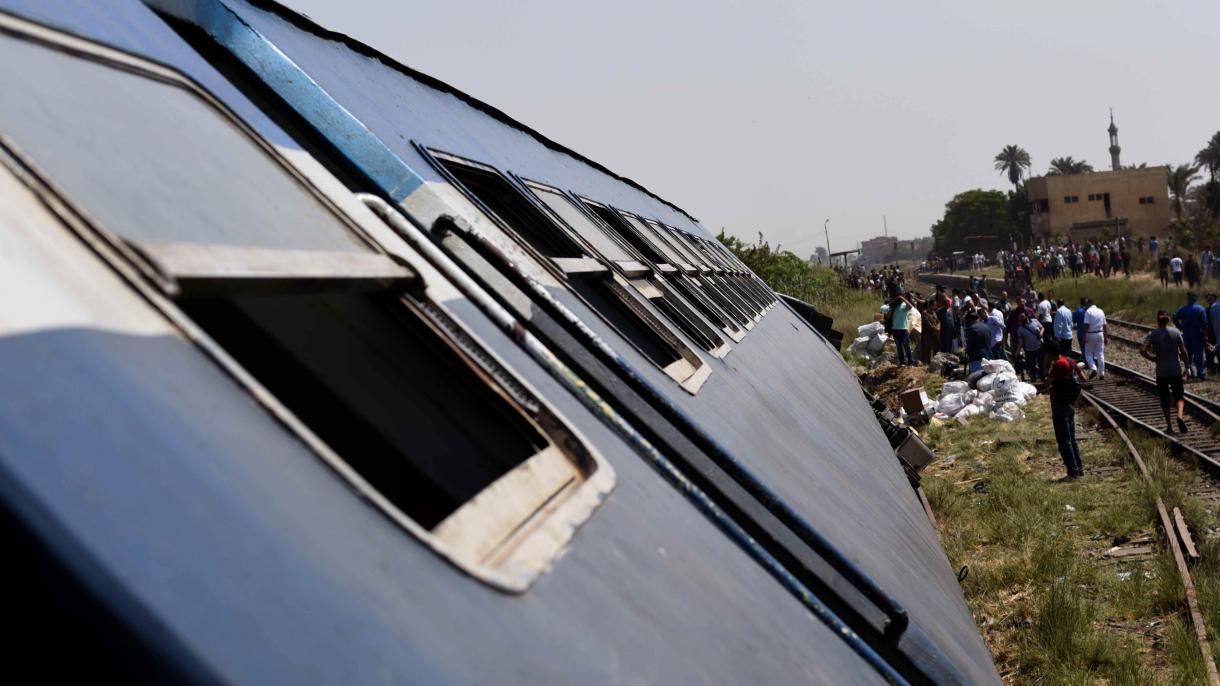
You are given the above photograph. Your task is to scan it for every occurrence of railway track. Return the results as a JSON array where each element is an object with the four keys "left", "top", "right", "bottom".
[
  {"left": 1084, "top": 394, "right": 1220, "bottom": 686},
  {"left": 1075, "top": 357, "right": 1220, "bottom": 477}
]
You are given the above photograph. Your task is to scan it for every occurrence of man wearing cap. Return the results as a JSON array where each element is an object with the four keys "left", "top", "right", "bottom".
[
  {"left": 1082, "top": 298, "right": 1107, "bottom": 380},
  {"left": 1173, "top": 292, "right": 1207, "bottom": 380},
  {"left": 1142, "top": 311, "right": 1191, "bottom": 434}
]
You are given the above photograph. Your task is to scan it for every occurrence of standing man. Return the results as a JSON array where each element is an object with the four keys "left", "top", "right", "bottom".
[
  {"left": 1053, "top": 298, "right": 1074, "bottom": 352},
  {"left": 1017, "top": 312, "right": 1045, "bottom": 381},
  {"left": 1083, "top": 298, "right": 1108, "bottom": 380},
  {"left": 1159, "top": 252, "right": 1171, "bottom": 288},
  {"left": 1208, "top": 293, "right": 1220, "bottom": 374},
  {"left": 1172, "top": 292, "right": 1207, "bottom": 380},
  {"left": 1141, "top": 310, "right": 1191, "bottom": 434},
  {"left": 1073, "top": 298, "right": 1089, "bottom": 355},
  {"left": 937, "top": 295, "right": 957, "bottom": 355},
  {"left": 1036, "top": 290, "right": 1055, "bottom": 344},
  {"left": 964, "top": 312, "right": 992, "bottom": 374},
  {"left": 1203, "top": 245, "right": 1214, "bottom": 282},
  {"left": 1045, "top": 340, "right": 1086, "bottom": 480},
  {"left": 890, "top": 294, "right": 913, "bottom": 367},
  {"left": 987, "top": 301, "right": 1007, "bottom": 361}
]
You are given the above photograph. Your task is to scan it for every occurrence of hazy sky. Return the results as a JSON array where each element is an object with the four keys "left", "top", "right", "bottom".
[{"left": 281, "top": 0, "right": 1219, "bottom": 257}]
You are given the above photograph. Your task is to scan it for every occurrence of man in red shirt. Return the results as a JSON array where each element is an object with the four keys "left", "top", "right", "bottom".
[{"left": 1044, "top": 340, "right": 1087, "bottom": 480}]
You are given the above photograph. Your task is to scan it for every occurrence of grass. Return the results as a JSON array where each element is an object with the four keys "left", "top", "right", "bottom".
[
  {"left": 1038, "top": 272, "right": 1207, "bottom": 324},
  {"left": 916, "top": 389, "right": 1213, "bottom": 683}
]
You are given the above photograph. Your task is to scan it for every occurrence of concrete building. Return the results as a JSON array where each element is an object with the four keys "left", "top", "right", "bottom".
[
  {"left": 860, "top": 235, "right": 898, "bottom": 263},
  {"left": 1028, "top": 113, "right": 1169, "bottom": 242}
]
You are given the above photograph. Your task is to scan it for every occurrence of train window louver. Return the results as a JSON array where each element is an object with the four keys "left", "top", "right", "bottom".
[{"left": 0, "top": 28, "right": 612, "bottom": 591}]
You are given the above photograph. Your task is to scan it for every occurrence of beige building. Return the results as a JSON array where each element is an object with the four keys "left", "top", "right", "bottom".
[
  {"left": 860, "top": 235, "right": 898, "bottom": 263},
  {"left": 1028, "top": 113, "right": 1170, "bottom": 242},
  {"left": 1028, "top": 166, "right": 1170, "bottom": 242}
]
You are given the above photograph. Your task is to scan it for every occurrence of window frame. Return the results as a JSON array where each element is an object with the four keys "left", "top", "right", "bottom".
[
  {"left": 518, "top": 178, "right": 740, "bottom": 349},
  {"left": 577, "top": 195, "right": 753, "bottom": 339},
  {"left": 651, "top": 222, "right": 767, "bottom": 320},
  {"left": 0, "top": 15, "right": 615, "bottom": 592},
  {"left": 418, "top": 147, "right": 715, "bottom": 390}
]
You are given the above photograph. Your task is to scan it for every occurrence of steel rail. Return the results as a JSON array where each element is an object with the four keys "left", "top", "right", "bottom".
[
  {"left": 1082, "top": 394, "right": 1220, "bottom": 686},
  {"left": 1069, "top": 356, "right": 1220, "bottom": 477}
]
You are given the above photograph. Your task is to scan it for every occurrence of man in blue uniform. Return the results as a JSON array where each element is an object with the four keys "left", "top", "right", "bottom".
[
  {"left": 1072, "top": 298, "right": 1088, "bottom": 355},
  {"left": 1173, "top": 292, "right": 1207, "bottom": 380}
]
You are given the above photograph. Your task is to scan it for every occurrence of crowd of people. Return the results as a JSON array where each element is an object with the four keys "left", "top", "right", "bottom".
[
  {"left": 836, "top": 264, "right": 907, "bottom": 295},
  {"left": 950, "top": 236, "right": 1220, "bottom": 294},
  {"left": 879, "top": 281, "right": 1109, "bottom": 383}
]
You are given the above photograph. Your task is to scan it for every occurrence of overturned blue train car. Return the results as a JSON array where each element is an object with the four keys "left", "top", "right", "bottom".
[{"left": 0, "top": 1, "right": 1000, "bottom": 683}]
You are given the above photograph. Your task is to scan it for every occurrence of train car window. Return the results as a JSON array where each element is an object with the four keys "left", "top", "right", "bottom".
[
  {"left": 0, "top": 24, "right": 612, "bottom": 591},
  {"left": 619, "top": 213, "right": 693, "bottom": 270},
  {"left": 580, "top": 199, "right": 669, "bottom": 264},
  {"left": 661, "top": 226, "right": 767, "bottom": 315},
  {"left": 0, "top": 31, "right": 364, "bottom": 255},
  {"left": 526, "top": 184, "right": 634, "bottom": 263},
  {"left": 425, "top": 152, "right": 714, "bottom": 389},
  {"left": 653, "top": 224, "right": 761, "bottom": 322},
  {"left": 521, "top": 181, "right": 734, "bottom": 351},
  {"left": 576, "top": 198, "right": 747, "bottom": 339}
]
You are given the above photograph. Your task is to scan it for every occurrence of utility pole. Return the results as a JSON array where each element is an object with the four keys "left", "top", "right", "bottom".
[
  {"left": 823, "top": 219, "right": 831, "bottom": 265},
  {"left": 883, "top": 215, "right": 888, "bottom": 237}
]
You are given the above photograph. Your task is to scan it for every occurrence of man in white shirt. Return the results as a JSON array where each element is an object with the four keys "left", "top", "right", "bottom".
[
  {"left": 1171, "top": 254, "right": 1185, "bottom": 287},
  {"left": 1036, "top": 290, "right": 1055, "bottom": 342},
  {"left": 1083, "top": 298, "right": 1108, "bottom": 380}
]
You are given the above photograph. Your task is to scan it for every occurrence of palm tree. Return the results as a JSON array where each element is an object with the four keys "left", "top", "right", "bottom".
[
  {"left": 994, "top": 145, "right": 1031, "bottom": 188},
  {"left": 1197, "top": 132, "right": 1220, "bottom": 182},
  {"left": 1046, "top": 157, "right": 1094, "bottom": 176},
  {"left": 1167, "top": 163, "right": 1200, "bottom": 220}
]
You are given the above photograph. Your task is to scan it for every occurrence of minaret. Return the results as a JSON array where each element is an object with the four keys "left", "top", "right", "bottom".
[{"left": 1108, "top": 109, "right": 1121, "bottom": 171}]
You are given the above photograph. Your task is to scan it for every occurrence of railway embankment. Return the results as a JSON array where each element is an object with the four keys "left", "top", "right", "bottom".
[{"left": 861, "top": 360, "right": 1220, "bottom": 683}]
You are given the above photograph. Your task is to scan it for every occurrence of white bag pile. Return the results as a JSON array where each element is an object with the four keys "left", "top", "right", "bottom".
[
  {"left": 848, "top": 321, "right": 889, "bottom": 361},
  {"left": 930, "top": 363, "right": 1039, "bottom": 423}
]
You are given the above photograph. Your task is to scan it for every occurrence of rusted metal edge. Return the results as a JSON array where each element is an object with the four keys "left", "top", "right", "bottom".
[
  {"left": 1174, "top": 506, "right": 1201, "bottom": 561},
  {"left": 1083, "top": 394, "right": 1220, "bottom": 686}
]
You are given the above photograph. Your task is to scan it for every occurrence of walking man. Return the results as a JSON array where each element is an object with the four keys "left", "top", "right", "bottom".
[
  {"left": 1171, "top": 253, "right": 1185, "bottom": 287},
  {"left": 1045, "top": 340, "right": 1085, "bottom": 480},
  {"left": 1173, "top": 292, "right": 1207, "bottom": 380},
  {"left": 1083, "top": 298, "right": 1107, "bottom": 380},
  {"left": 1141, "top": 310, "right": 1190, "bottom": 434}
]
